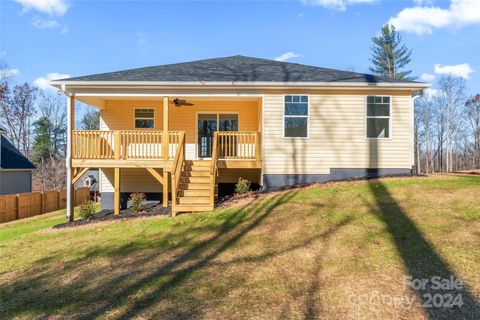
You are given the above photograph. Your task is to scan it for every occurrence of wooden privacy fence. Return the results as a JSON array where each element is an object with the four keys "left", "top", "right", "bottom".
[{"left": 0, "top": 187, "right": 90, "bottom": 224}]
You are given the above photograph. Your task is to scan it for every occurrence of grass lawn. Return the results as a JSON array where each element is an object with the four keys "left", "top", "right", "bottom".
[{"left": 0, "top": 175, "right": 479, "bottom": 319}]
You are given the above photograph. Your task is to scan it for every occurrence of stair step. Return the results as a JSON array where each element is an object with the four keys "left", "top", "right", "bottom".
[
  {"left": 184, "top": 166, "right": 211, "bottom": 172},
  {"left": 184, "top": 160, "right": 211, "bottom": 167},
  {"left": 179, "top": 183, "right": 212, "bottom": 190},
  {"left": 183, "top": 170, "right": 211, "bottom": 177},
  {"left": 179, "top": 196, "right": 211, "bottom": 204},
  {"left": 181, "top": 176, "right": 211, "bottom": 184},
  {"left": 179, "top": 189, "right": 211, "bottom": 197},
  {"left": 172, "top": 204, "right": 214, "bottom": 213}
]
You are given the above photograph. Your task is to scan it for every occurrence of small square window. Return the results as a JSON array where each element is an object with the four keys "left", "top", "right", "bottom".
[
  {"left": 135, "top": 108, "right": 154, "bottom": 128},
  {"left": 367, "top": 118, "right": 389, "bottom": 138},
  {"left": 285, "top": 118, "right": 308, "bottom": 138}
]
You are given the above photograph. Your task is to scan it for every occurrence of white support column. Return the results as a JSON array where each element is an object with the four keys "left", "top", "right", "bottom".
[{"left": 66, "top": 95, "right": 75, "bottom": 221}]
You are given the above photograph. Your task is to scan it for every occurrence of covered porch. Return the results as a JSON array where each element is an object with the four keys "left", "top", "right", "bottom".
[{"left": 65, "top": 94, "right": 262, "bottom": 219}]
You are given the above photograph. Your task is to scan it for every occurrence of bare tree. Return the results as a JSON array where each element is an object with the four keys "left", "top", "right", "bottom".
[
  {"left": 466, "top": 94, "right": 480, "bottom": 169},
  {"left": 0, "top": 83, "right": 38, "bottom": 157},
  {"left": 80, "top": 106, "right": 100, "bottom": 130},
  {"left": 436, "top": 76, "right": 465, "bottom": 172},
  {"left": 37, "top": 93, "right": 67, "bottom": 156},
  {"left": 33, "top": 156, "right": 66, "bottom": 191},
  {"left": 415, "top": 94, "right": 435, "bottom": 173}
]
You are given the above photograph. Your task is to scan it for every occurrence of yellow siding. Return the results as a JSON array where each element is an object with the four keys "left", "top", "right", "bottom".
[
  {"left": 99, "top": 99, "right": 259, "bottom": 192},
  {"left": 262, "top": 91, "right": 414, "bottom": 174},
  {"left": 100, "top": 100, "right": 164, "bottom": 130}
]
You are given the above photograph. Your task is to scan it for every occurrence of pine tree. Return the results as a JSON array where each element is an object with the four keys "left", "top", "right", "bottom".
[
  {"left": 369, "top": 24, "right": 414, "bottom": 80},
  {"left": 32, "top": 116, "right": 54, "bottom": 164}
]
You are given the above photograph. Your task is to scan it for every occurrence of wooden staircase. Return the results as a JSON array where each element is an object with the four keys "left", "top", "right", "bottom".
[{"left": 172, "top": 160, "right": 216, "bottom": 214}]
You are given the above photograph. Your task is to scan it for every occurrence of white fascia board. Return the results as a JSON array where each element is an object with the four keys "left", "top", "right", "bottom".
[{"left": 50, "top": 80, "right": 431, "bottom": 91}]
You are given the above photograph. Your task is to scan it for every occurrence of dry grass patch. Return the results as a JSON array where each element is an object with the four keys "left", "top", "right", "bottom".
[{"left": 0, "top": 175, "right": 479, "bottom": 319}]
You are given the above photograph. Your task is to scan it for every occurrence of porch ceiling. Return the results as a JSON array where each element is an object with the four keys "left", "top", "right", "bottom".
[{"left": 76, "top": 95, "right": 262, "bottom": 110}]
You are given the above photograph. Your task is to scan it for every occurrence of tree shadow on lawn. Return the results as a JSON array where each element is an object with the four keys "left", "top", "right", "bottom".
[
  {"left": 367, "top": 180, "right": 480, "bottom": 319},
  {"left": 3, "top": 189, "right": 345, "bottom": 319}
]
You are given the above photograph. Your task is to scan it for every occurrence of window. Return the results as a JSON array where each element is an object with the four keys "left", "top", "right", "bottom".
[
  {"left": 284, "top": 95, "right": 308, "bottom": 138},
  {"left": 366, "top": 96, "right": 390, "bottom": 138},
  {"left": 134, "top": 108, "right": 154, "bottom": 128}
]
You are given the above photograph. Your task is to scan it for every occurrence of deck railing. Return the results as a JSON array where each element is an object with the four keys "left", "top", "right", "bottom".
[
  {"left": 171, "top": 132, "right": 186, "bottom": 206},
  {"left": 73, "top": 130, "right": 183, "bottom": 160},
  {"left": 210, "top": 132, "right": 219, "bottom": 206},
  {"left": 217, "top": 131, "right": 261, "bottom": 160}
]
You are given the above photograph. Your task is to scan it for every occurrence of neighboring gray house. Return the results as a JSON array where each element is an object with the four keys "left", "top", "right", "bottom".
[
  {"left": 74, "top": 168, "right": 99, "bottom": 191},
  {"left": 0, "top": 127, "right": 36, "bottom": 195}
]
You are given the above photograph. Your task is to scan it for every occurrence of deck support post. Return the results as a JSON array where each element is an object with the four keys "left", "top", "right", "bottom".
[
  {"left": 163, "top": 170, "right": 169, "bottom": 208},
  {"left": 162, "top": 96, "right": 169, "bottom": 208},
  {"left": 66, "top": 95, "right": 75, "bottom": 222},
  {"left": 163, "top": 96, "right": 169, "bottom": 160},
  {"left": 114, "top": 167, "right": 121, "bottom": 215}
]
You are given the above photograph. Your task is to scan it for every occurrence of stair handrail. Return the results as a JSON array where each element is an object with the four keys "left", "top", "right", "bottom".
[
  {"left": 210, "top": 132, "right": 219, "bottom": 207},
  {"left": 171, "top": 132, "right": 186, "bottom": 206}
]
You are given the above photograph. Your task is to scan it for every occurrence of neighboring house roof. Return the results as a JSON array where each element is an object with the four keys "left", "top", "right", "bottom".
[
  {"left": 55, "top": 55, "right": 423, "bottom": 85},
  {"left": 0, "top": 136, "right": 36, "bottom": 170}
]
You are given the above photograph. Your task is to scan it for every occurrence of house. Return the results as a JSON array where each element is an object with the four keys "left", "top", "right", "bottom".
[
  {"left": 0, "top": 126, "right": 36, "bottom": 195},
  {"left": 73, "top": 168, "right": 99, "bottom": 202},
  {"left": 73, "top": 168, "right": 99, "bottom": 191},
  {"left": 51, "top": 55, "right": 429, "bottom": 219}
]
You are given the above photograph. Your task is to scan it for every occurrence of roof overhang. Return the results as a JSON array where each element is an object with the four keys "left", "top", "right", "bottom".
[
  {"left": 51, "top": 80, "right": 430, "bottom": 109},
  {"left": 50, "top": 80, "right": 430, "bottom": 91}
]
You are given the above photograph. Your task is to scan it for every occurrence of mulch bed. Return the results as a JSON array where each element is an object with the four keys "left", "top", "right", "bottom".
[{"left": 54, "top": 202, "right": 171, "bottom": 229}]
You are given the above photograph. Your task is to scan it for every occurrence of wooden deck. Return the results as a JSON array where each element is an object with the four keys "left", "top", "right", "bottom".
[{"left": 71, "top": 130, "right": 262, "bottom": 215}]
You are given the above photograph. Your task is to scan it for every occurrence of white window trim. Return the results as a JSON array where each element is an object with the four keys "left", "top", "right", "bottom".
[
  {"left": 283, "top": 94, "right": 310, "bottom": 139},
  {"left": 365, "top": 95, "right": 392, "bottom": 140},
  {"left": 134, "top": 108, "right": 155, "bottom": 129}
]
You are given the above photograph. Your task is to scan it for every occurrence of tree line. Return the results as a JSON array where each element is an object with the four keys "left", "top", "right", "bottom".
[
  {"left": 370, "top": 24, "right": 479, "bottom": 173},
  {"left": 0, "top": 62, "right": 99, "bottom": 191}
]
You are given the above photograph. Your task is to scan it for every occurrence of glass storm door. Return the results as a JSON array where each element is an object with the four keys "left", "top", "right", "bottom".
[{"left": 197, "top": 113, "right": 238, "bottom": 158}]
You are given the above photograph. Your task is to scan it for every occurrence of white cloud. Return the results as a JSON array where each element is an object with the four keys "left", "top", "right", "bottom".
[
  {"left": 34, "top": 72, "right": 70, "bottom": 90},
  {"left": 274, "top": 52, "right": 301, "bottom": 62},
  {"left": 421, "top": 73, "right": 435, "bottom": 82},
  {"left": 302, "top": 0, "right": 375, "bottom": 11},
  {"left": 413, "top": 0, "right": 434, "bottom": 5},
  {"left": 434, "top": 63, "right": 475, "bottom": 79},
  {"left": 1, "top": 69, "right": 20, "bottom": 78},
  {"left": 14, "top": 0, "right": 69, "bottom": 16},
  {"left": 31, "top": 17, "right": 68, "bottom": 33},
  {"left": 389, "top": 0, "right": 480, "bottom": 35},
  {"left": 32, "top": 17, "right": 60, "bottom": 29}
]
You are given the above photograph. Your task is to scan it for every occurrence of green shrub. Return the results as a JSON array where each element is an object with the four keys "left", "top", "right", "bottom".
[
  {"left": 129, "top": 192, "right": 146, "bottom": 213},
  {"left": 235, "top": 177, "right": 251, "bottom": 195},
  {"left": 79, "top": 201, "right": 96, "bottom": 220}
]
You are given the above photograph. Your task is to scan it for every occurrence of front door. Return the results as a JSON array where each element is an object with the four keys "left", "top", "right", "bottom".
[{"left": 197, "top": 113, "right": 238, "bottom": 158}]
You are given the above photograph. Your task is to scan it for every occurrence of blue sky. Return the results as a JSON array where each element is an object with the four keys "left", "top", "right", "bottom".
[{"left": 1, "top": 0, "right": 479, "bottom": 96}]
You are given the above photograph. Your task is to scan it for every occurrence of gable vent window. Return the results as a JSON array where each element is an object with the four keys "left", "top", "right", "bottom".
[
  {"left": 134, "top": 108, "right": 155, "bottom": 129},
  {"left": 284, "top": 95, "right": 309, "bottom": 138},
  {"left": 366, "top": 96, "right": 390, "bottom": 139}
]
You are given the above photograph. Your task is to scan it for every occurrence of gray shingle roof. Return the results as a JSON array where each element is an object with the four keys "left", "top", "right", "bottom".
[
  {"left": 1, "top": 136, "right": 36, "bottom": 170},
  {"left": 61, "top": 55, "right": 420, "bottom": 84}
]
